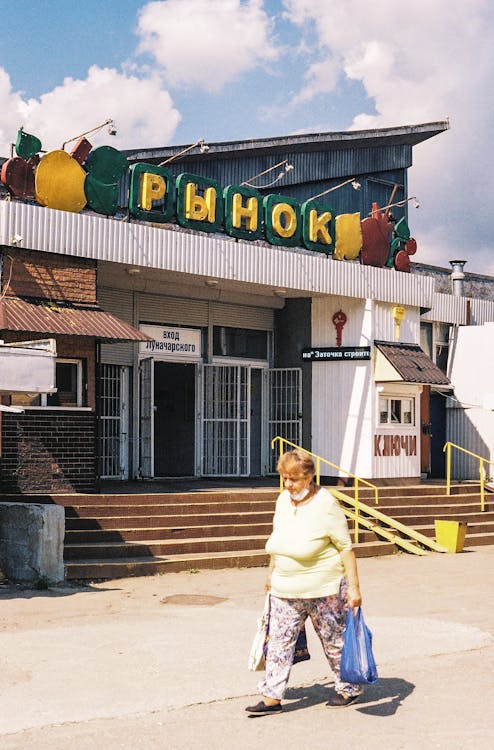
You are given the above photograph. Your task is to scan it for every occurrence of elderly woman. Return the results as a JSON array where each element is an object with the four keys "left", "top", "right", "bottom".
[{"left": 246, "top": 448, "right": 363, "bottom": 716}]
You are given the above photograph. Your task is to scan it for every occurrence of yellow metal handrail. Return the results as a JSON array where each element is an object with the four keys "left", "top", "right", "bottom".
[
  {"left": 443, "top": 441, "right": 494, "bottom": 512},
  {"left": 271, "top": 436, "right": 379, "bottom": 544}
]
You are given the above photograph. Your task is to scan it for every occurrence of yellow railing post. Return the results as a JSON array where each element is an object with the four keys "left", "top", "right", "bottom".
[
  {"left": 480, "top": 459, "right": 485, "bottom": 512},
  {"left": 445, "top": 442, "right": 451, "bottom": 497},
  {"left": 271, "top": 436, "right": 284, "bottom": 491},
  {"left": 354, "top": 478, "right": 360, "bottom": 544},
  {"left": 316, "top": 457, "right": 321, "bottom": 485},
  {"left": 443, "top": 441, "right": 492, "bottom": 512}
]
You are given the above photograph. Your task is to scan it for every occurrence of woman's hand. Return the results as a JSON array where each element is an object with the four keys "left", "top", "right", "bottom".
[
  {"left": 346, "top": 583, "right": 362, "bottom": 609},
  {"left": 340, "top": 549, "right": 362, "bottom": 609},
  {"left": 265, "top": 556, "right": 274, "bottom": 592}
]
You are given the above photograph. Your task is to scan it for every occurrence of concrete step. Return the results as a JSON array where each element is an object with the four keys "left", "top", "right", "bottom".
[
  {"left": 362, "top": 502, "right": 491, "bottom": 518},
  {"left": 2, "top": 490, "right": 277, "bottom": 507},
  {"left": 64, "top": 540, "right": 396, "bottom": 580},
  {"left": 64, "top": 522, "right": 274, "bottom": 543},
  {"left": 65, "top": 511, "right": 275, "bottom": 530},
  {"left": 64, "top": 534, "right": 271, "bottom": 560},
  {"left": 64, "top": 500, "right": 277, "bottom": 517},
  {"left": 65, "top": 549, "right": 271, "bottom": 579},
  {"left": 343, "top": 492, "right": 488, "bottom": 508},
  {"left": 463, "top": 532, "right": 494, "bottom": 547},
  {"left": 410, "top": 520, "right": 494, "bottom": 537},
  {"left": 339, "top": 483, "right": 481, "bottom": 499}
]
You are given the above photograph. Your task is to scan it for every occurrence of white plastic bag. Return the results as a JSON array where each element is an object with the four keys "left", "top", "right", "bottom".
[{"left": 248, "top": 594, "right": 270, "bottom": 671}]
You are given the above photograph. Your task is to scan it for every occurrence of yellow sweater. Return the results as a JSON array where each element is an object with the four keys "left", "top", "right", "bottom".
[{"left": 265, "top": 487, "right": 352, "bottom": 599}]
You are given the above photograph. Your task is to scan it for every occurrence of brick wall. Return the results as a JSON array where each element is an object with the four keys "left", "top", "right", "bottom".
[
  {"left": 1, "top": 248, "right": 97, "bottom": 303},
  {"left": 0, "top": 412, "right": 96, "bottom": 493}
]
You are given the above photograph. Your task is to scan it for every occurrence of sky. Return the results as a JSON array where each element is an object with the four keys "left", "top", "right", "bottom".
[{"left": 0, "top": 0, "right": 493, "bottom": 275}]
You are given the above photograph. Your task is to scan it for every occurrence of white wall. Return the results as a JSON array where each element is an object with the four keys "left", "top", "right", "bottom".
[
  {"left": 311, "top": 297, "right": 374, "bottom": 477},
  {"left": 447, "top": 323, "right": 494, "bottom": 478}
]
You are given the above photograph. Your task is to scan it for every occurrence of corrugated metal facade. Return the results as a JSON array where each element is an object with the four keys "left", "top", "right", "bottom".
[
  {"left": 421, "top": 292, "right": 467, "bottom": 324},
  {"left": 118, "top": 146, "right": 410, "bottom": 219},
  {"left": 98, "top": 287, "right": 136, "bottom": 365},
  {"left": 137, "top": 293, "right": 273, "bottom": 331},
  {"left": 138, "top": 293, "right": 209, "bottom": 327},
  {"left": 0, "top": 202, "right": 436, "bottom": 308},
  {"left": 467, "top": 298, "right": 494, "bottom": 325},
  {"left": 446, "top": 406, "right": 493, "bottom": 479},
  {"left": 373, "top": 301, "right": 420, "bottom": 343}
]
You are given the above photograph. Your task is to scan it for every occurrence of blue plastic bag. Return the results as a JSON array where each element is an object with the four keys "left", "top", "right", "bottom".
[{"left": 340, "top": 607, "right": 378, "bottom": 684}]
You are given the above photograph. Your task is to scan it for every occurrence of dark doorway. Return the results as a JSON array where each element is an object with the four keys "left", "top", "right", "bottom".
[
  {"left": 430, "top": 391, "right": 446, "bottom": 478},
  {"left": 154, "top": 362, "right": 195, "bottom": 476},
  {"left": 420, "top": 386, "right": 431, "bottom": 476}
]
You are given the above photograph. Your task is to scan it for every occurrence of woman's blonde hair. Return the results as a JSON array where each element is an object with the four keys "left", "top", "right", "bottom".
[{"left": 276, "top": 449, "right": 315, "bottom": 479}]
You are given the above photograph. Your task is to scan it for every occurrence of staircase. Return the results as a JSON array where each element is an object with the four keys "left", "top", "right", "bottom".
[
  {"left": 3, "top": 482, "right": 492, "bottom": 580},
  {"left": 338, "top": 481, "right": 494, "bottom": 549},
  {"left": 61, "top": 486, "right": 398, "bottom": 580}
]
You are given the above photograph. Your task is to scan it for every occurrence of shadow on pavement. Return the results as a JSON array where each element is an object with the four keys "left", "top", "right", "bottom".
[
  {"left": 0, "top": 580, "right": 122, "bottom": 600},
  {"left": 282, "top": 676, "right": 415, "bottom": 716}
]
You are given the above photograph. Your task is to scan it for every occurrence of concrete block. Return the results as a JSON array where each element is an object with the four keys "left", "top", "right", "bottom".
[{"left": 0, "top": 502, "right": 65, "bottom": 583}]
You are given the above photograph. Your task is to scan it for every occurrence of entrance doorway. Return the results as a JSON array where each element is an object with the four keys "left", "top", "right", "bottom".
[
  {"left": 140, "top": 361, "right": 301, "bottom": 478},
  {"left": 154, "top": 361, "right": 195, "bottom": 476},
  {"left": 420, "top": 386, "right": 432, "bottom": 476},
  {"left": 429, "top": 391, "right": 446, "bottom": 478},
  {"left": 98, "top": 364, "right": 130, "bottom": 479},
  {"left": 200, "top": 364, "right": 302, "bottom": 477}
]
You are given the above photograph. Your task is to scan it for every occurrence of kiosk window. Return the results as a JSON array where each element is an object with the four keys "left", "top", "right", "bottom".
[{"left": 379, "top": 396, "right": 415, "bottom": 426}]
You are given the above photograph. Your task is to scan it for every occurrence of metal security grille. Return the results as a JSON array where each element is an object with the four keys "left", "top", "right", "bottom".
[
  {"left": 202, "top": 364, "right": 249, "bottom": 476},
  {"left": 99, "top": 364, "right": 130, "bottom": 479},
  {"left": 266, "top": 368, "right": 302, "bottom": 473},
  {"left": 139, "top": 358, "right": 154, "bottom": 478}
]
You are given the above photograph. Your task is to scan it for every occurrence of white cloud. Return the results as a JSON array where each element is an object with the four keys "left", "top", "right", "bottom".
[
  {"left": 0, "top": 69, "right": 31, "bottom": 155},
  {"left": 289, "top": 56, "right": 340, "bottom": 106},
  {"left": 136, "top": 0, "right": 280, "bottom": 91},
  {"left": 0, "top": 65, "right": 180, "bottom": 157},
  {"left": 282, "top": 0, "right": 494, "bottom": 273}
]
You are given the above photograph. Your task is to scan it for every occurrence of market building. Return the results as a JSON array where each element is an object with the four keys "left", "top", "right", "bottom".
[{"left": 1, "top": 120, "right": 493, "bottom": 493}]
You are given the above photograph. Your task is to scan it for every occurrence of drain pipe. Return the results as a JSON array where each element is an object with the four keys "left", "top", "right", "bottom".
[{"left": 450, "top": 260, "right": 466, "bottom": 297}]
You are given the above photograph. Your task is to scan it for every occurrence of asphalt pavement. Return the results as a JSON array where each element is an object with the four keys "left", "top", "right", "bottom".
[{"left": 1, "top": 546, "right": 493, "bottom": 749}]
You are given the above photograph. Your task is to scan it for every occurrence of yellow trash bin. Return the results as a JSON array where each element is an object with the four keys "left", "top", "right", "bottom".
[{"left": 434, "top": 520, "right": 468, "bottom": 553}]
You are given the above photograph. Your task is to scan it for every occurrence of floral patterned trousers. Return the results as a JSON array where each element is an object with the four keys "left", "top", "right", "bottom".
[{"left": 258, "top": 579, "right": 362, "bottom": 701}]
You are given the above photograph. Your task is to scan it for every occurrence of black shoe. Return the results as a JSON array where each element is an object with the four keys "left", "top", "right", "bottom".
[
  {"left": 326, "top": 692, "right": 361, "bottom": 708},
  {"left": 245, "top": 700, "right": 282, "bottom": 716}
]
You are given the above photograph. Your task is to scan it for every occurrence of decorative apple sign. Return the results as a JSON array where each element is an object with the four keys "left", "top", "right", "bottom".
[{"left": 35, "top": 150, "right": 87, "bottom": 212}]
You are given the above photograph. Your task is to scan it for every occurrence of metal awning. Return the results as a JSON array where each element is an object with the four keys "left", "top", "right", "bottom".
[
  {"left": 0, "top": 296, "right": 151, "bottom": 342},
  {"left": 374, "top": 340, "right": 451, "bottom": 388}
]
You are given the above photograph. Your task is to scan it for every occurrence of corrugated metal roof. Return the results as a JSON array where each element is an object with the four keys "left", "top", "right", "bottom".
[
  {"left": 123, "top": 121, "right": 449, "bottom": 162},
  {"left": 0, "top": 296, "right": 150, "bottom": 341},
  {"left": 375, "top": 340, "right": 451, "bottom": 387}
]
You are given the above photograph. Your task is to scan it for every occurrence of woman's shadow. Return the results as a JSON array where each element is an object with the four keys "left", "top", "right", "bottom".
[{"left": 284, "top": 677, "right": 414, "bottom": 716}]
